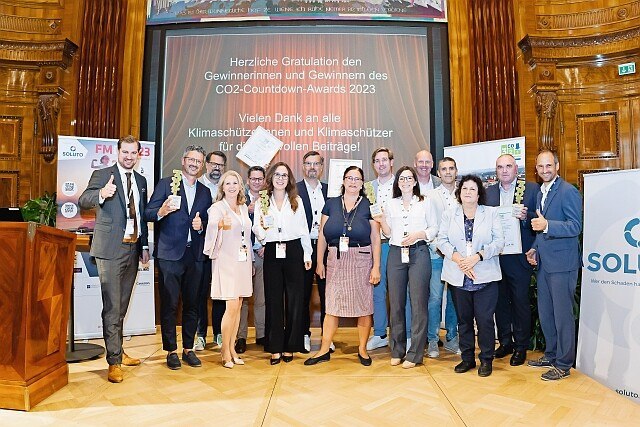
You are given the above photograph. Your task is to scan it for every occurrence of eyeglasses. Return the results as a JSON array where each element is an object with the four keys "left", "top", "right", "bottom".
[
  {"left": 344, "top": 176, "right": 363, "bottom": 182},
  {"left": 274, "top": 173, "right": 289, "bottom": 180},
  {"left": 184, "top": 157, "right": 203, "bottom": 165},
  {"left": 304, "top": 161, "right": 322, "bottom": 168},
  {"left": 249, "top": 177, "right": 264, "bottom": 182},
  {"left": 398, "top": 176, "right": 415, "bottom": 183},
  {"left": 207, "top": 161, "right": 225, "bottom": 169}
]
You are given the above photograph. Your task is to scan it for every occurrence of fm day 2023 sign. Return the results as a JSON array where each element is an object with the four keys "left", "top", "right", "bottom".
[{"left": 57, "top": 136, "right": 156, "bottom": 339}]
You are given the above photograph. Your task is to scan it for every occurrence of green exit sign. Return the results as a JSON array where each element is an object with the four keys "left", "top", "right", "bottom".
[{"left": 618, "top": 62, "right": 636, "bottom": 76}]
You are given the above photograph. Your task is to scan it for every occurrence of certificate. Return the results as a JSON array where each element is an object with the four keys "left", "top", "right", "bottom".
[
  {"left": 236, "top": 126, "right": 283, "bottom": 167},
  {"left": 327, "top": 158, "right": 363, "bottom": 197},
  {"left": 496, "top": 206, "right": 522, "bottom": 254}
]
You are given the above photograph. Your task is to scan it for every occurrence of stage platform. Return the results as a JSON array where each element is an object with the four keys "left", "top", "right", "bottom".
[{"left": 1, "top": 328, "right": 637, "bottom": 426}]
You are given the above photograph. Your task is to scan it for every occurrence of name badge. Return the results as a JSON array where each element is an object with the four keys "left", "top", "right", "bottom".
[
  {"left": 276, "top": 242, "right": 287, "bottom": 259},
  {"left": 369, "top": 203, "right": 383, "bottom": 218},
  {"left": 238, "top": 247, "right": 248, "bottom": 262},
  {"left": 263, "top": 215, "right": 274, "bottom": 228},
  {"left": 125, "top": 218, "right": 135, "bottom": 236},
  {"left": 339, "top": 236, "right": 349, "bottom": 252},
  {"left": 401, "top": 247, "right": 410, "bottom": 264}
]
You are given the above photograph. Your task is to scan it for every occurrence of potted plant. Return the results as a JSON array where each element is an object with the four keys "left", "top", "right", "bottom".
[{"left": 21, "top": 192, "right": 57, "bottom": 226}]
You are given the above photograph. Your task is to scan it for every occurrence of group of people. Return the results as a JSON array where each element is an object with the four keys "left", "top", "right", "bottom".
[{"left": 81, "top": 135, "right": 582, "bottom": 384}]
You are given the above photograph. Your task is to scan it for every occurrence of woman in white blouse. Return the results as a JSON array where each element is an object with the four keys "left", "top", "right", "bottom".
[
  {"left": 253, "top": 162, "right": 312, "bottom": 365},
  {"left": 375, "top": 166, "right": 439, "bottom": 368}
]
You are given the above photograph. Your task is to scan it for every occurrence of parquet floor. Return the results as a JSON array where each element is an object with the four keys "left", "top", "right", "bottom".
[{"left": 1, "top": 328, "right": 638, "bottom": 426}]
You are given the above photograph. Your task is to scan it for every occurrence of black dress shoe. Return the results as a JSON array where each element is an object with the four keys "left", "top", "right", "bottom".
[
  {"left": 304, "top": 352, "right": 331, "bottom": 366},
  {"left": 282, "top": 354, "right": 294, "bottom": 363},
  {"left": 495, "top": 344, "right": 514, "bottom": 359},
  {"left": 478, "top": 361, "right": 492, "bottom": 377},
  {"left": 270, "top": 355, "right": 281, "bottom": 365},
  {"left": 454, "top": 360, "right": 476, "bottom": 373},
  {"left": 358, "top": 353, "right": 372, "bottom": 366},
  {"left": 235, "top": 338, "right": 247, "bottom": 354},
  {"left": 256, "top": 337, "right": 267, "bottom": 346},
  {"left": 182, "top": 350, "right": 202, "bottom": 367},
  {"left": 167, "top": 352, "right": 181, "bottom": 370},
  {"left": 510, "top": 349, "right": 527, "bottom": 366}
]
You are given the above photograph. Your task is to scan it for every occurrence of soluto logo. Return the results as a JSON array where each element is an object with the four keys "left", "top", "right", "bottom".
[
  {"left": 587, "top": 218, "right": 640, "bottom": 273},
  {"left": 59, "top": 137, "right": 88, "bottom": 160},
  {"left": 616, "top": 388, "right": 639, "bottom": 399}
]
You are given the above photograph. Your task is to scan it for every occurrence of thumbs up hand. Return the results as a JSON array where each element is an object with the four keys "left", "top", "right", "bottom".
[
  {"left": 100, "top": 175, "right": 117, "bottom": 199},
  {"left": 192, "top": 211, "right": 202, "bottom": 231},
  {"left": 531, "top": 209, "right": 548, "bottom": 232}
]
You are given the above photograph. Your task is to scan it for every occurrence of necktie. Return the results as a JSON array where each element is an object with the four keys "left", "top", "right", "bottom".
[{"left": 125, "top": 172, "right": 138, "bottom": 240}]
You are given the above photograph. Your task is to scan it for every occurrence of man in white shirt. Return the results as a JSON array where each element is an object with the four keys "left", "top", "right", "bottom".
[
  {"left": 425, "top": 157, "right": 460, "bottom": 357},
  {"left": 195, "top": 150, "right": 227, "bottom": 351},
  {"left": 414, "top": 150, "right": 442, "bottom": 194},
  {"left": 364, "top": 147, "right": 396, "bottom": 350},
  {"left": 296, "top": 151, "right": 329, "bottom": 353}
]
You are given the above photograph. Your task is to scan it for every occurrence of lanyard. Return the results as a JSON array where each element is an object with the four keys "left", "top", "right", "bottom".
[
  {"left": 223, "top": 199, "right": 247, "bottom": 247},
  {"left": 270, "top": 194, "right": 289, "bottom": 241},
  {"left": 341, "top": 196, "right": 361, "bottom": 236}
]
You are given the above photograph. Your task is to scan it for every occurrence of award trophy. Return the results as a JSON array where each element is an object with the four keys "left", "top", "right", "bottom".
[
  {"left": 259, "top": 189, "right": 274, "bottom": 228},
  {"left": 168, "top": 169, "right": 182, "bottom": 209}
]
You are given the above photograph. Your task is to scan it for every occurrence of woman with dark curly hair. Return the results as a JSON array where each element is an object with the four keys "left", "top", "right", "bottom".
[
  {"left": 437, "top": 174, "right": 504, "bottom": 377},
  {"left": 253, "top": 162, "right": 312, "bottom": 365}
]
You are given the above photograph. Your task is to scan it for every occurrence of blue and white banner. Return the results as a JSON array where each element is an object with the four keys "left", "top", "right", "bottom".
[{"left": 578, "top": 169, "right": 640, "bottom": 403}]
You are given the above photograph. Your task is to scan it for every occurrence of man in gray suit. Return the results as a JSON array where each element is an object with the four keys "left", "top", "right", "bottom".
[
  {"left": 526, "top": 150, "right": 582, "bottom": 381},
  {"left": 79, "top": 135, "right": 149, "bottom": 383}
]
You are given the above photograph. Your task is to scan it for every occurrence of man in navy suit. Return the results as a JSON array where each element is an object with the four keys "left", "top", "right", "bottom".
[
  {"left": 296, "top": 151, "right": 329, "bottom": 353},
  {"left": 485, "top": 154, "right": 538, "bottom": 366},
  {"left": 79, "top": 135, "right": 149, "bottom": 383},
  {"left": 526, "top": 150, "right": 582, "bottom": 381},
  {"left": 144, "top": 145, "right": 212, "bottom": 370}
]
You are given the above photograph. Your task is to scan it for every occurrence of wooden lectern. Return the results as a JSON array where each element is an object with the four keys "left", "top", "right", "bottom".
[{"left": 0, "top": 222, "right": 76, "bottom": 411}]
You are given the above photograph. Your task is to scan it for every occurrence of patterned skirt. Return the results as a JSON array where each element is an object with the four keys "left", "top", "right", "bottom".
[{"left": 325, "top": 245, "right": 374, "bottom": 317}]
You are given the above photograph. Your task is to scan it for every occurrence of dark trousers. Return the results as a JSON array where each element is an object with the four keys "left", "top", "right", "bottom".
[
  {"left": 495, "top": 254, "right": 533, "bottom": 350},
  {"left": 263, "top": 239, "right": 305, "bottom": 354},
  {"left": 451, "top": 282, "right": 499, "bottom": 363},
  {"left": 95, "top": 242, "right": 139, "bottom": 365},
  {"left": 156, "top": 245, "right": 203, "bottom": 352},
  {"left": 195, "top": 259, "right": 225, "bottom": 339},
  {"left": 387, "top": 245, "right": 431, "bottom": 364},
  {"left": 536, "top": 267, "right": 578, "bottom": 371},
  {"left": 303, "top": 240, "right": 327, "bottom": 336}
]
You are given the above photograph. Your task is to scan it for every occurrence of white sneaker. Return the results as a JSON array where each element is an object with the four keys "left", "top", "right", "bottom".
[
  {"left": 215, "top": 334, "right": 223, "bottom": 347},
  {"left": 444, "top": 335, "right": 461, "bottom": 355},
  {"left": 329, "top": 342, "right": 336, "bottom": 352},
  {"left": 193, "top": 336, "right": 205, "bottom": 351},
  {"left": 366, "top": 335, "right": 389, "bottom": 351},
  {"left": 427, "top": 341, "right": 439, "bottom": 358},
  {"left": 303, "top": 335, "right": 311, "bottom": 352}
]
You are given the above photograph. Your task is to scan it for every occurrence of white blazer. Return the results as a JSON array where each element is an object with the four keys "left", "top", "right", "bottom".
[{"left": 437, "top": 205, "right": 504, "bottom": 287}]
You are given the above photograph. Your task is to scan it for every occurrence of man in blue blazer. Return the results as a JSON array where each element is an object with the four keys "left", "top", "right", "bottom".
[
  {"left": 526, "top": 150, "right": 582, "bottom": 381},
  {"left": 485, "top": 154, "right": 538, "bottom": 366},
  {"left": 296, "top": 151, "right": 329, "bottom": 353},
  {"left": 144, "top": 145, "right": 212, "bottom": 370}
]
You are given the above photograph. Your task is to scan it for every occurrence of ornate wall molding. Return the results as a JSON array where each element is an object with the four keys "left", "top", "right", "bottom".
[
  {"left": 519, "top": 26, "right": 640, "bottom": 64},
  {"left": 0, "top": 39, "right": 77, "bottom": 68},
  {"left": 537, "top": 1, "right": 640, "bottom": 30},
  {"left": 535, "top": 91, "right": 558, "bottom": 151},
  {"left": 0, "top": 115, "right": 23, "bottom": 160},
  {"left": 0, "top": 14, "right": 61, "bottom": 34},
  {"left": 37, "top": 94, "right": 60, "bottom": 163}
]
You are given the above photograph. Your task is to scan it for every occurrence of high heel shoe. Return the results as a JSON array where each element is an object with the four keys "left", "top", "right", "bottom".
[
  {"left": 232, "top": 357, "right": 245, "bottom": 365},
  {"left": 282, "top": 353, "right": 294, "bottom": 363},
  {"left": 270, "top": 354, "right": 281, "bottom": 365},
  {"left": 304, "top": 352, "right": 331, "bottom": 366}
]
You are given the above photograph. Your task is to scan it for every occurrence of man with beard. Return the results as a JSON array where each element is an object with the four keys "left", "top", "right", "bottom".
[
  {"left": 296, "top": 151, "right": 330, "bottom": 353},
  {"left": 144, "top": 145, "right": 212, "bottom": 369},
  {"left": 194, "top": 151, "right": 227, "bottom": 351}
]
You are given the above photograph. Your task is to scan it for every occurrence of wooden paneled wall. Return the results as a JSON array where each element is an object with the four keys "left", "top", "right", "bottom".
[
  {"left": 448, "top": 0, "right": 520, "bottom": 146},
  {"left": 515, "top": 0, "right": 640, "bottom": 186}
]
